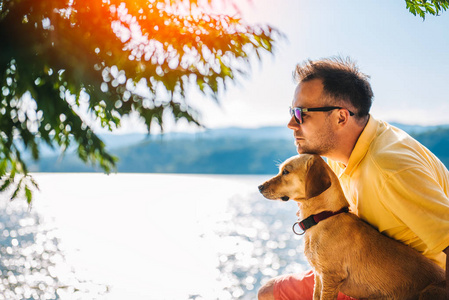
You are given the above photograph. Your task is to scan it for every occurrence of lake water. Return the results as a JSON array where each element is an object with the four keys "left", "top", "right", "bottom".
[{"left": 0, "top": 173, "right": 310, "bottom": 299}]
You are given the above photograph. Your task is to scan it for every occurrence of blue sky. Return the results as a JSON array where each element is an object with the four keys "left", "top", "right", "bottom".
[{"left": 115, "top": 0, "right": 449, "bottom": 133}]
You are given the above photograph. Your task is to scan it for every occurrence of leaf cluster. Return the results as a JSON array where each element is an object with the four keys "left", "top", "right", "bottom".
[
  {"left": 0, "top": 0, "right": 281, "bottom": 202},
  {"left": 405, "top": 0, "right": 449, "bottom": 18}
]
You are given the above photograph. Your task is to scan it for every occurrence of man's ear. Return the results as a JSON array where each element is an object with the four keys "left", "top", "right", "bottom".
[{"left": 305, "top": 155, "right": 332, "bottom": 199}]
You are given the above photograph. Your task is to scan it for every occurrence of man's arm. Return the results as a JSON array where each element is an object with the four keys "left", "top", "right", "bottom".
[{"left": 445, "top": 246, "right": 449, "bottom": 300}]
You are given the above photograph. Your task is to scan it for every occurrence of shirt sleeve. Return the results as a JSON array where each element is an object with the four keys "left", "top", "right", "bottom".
[{"left": 378, "top": 167, "right": 449, "bottom": 253}]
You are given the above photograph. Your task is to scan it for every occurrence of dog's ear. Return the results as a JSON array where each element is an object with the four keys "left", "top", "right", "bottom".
[{"left": 305, "top": 155, "right": 332, "bottom": 199}]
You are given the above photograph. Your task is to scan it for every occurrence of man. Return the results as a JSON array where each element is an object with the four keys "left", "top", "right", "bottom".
[{"left": 258, "top": 57, "right": 449, "bottom": 300}]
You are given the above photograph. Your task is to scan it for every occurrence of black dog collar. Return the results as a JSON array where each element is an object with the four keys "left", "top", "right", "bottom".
[{"left": 292, "top": 207, "right": 349, "bottom": 235}]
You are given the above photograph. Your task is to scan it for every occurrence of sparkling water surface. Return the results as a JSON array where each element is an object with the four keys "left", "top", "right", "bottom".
[{"left": 0, "top": 173, "right": 310, "bottom": 299}]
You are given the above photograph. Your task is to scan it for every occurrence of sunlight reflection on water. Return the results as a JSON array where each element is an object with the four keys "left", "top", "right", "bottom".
[
  {"left": 210, "top": 193, "right": 310, "bottom": 299},
  {"left": 0, "top": 174, "right": 310, "bottom": 299},
  {"left": 0, "top": 200, "right": 108, "bottom": 299}
]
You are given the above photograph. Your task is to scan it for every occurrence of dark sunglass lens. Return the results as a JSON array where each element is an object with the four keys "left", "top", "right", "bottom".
[
  {"left": 294, "top": 108, "right": 302, "bottom": 123},
  {"left": 289, "top": 107, "right": 302, "bottom": 124}
]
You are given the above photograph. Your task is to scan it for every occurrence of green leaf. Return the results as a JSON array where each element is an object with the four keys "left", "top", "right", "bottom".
[{"left": 25, "top": 186, "right": 32, "bottom": 205}]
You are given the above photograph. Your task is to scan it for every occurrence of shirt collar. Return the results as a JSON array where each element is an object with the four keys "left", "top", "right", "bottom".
[{"left": 339, "top": 115, "right": 379, "bottom": 176}]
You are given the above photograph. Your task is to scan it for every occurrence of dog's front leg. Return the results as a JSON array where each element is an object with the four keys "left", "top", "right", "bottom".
[{"left": 313, "top": 273, "right": 322, "bottom": 300}]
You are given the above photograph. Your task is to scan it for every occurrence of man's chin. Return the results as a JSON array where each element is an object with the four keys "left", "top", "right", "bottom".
[
  {"left": 295, "top": 144, "right": 306, "bottom": 154},
  {"left": 296, "top": 145, "right": 319, "bottom": 155},
  {"left": 295, "top": 140, "right": 313, "bottom": 154}
]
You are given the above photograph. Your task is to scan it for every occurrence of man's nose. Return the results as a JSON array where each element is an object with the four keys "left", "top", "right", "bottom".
[{"left": 287, "top": 116, "right": 300, "bottom": 130}]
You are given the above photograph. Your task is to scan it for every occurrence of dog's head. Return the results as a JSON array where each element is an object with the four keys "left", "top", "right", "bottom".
[{"left": 258, "top": 154, "right": 332, "bottom": 202}]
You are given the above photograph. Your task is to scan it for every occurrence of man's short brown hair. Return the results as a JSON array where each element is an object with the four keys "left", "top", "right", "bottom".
[{"left": 294, "top": 57, "right": 373, "bottom": 118}]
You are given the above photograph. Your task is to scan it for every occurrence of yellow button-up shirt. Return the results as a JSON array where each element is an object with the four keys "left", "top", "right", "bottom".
[{"left": 328, "top": 116, "right": 449, "bottom": 269}]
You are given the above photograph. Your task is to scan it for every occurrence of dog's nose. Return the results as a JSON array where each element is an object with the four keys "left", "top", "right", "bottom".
[{"left": 258, "top": 184, "right": 265, "bottom": 192}]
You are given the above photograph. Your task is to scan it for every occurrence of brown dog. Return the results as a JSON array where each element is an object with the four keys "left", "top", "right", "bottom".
[{"left": 258, "top": 154, "right": 445, "bottom": 300}]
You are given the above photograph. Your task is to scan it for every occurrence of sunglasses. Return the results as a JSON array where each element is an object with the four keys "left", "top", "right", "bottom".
[{"left": 289, "top": 106, "right": 355, "bottom": 124}]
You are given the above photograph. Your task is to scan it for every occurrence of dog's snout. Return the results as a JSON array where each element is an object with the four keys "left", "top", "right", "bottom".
[{"left": 258, "top": 184, "right": 265, "bottom": 192}]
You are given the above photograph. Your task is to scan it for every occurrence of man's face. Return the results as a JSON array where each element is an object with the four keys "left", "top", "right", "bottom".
[{"left": 287, "top": 79, "right": 337, "bottom": 156}]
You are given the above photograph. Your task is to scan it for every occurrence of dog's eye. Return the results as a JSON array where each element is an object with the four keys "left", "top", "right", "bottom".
[{"left": 282, "top": 169, "right": 290, "bottom": 175}]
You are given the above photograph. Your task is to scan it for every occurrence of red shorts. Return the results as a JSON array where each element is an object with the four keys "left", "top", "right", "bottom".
[{"left": 273, "top": 270, "right": 357, "bottom": 300}]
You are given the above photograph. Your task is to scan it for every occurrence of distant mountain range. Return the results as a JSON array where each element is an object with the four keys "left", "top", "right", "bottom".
[{"left": 26, "top": 123, "right": 449, "bottom": 174}]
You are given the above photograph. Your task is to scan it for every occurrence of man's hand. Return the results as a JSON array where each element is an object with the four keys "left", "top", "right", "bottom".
[{"left": 445, "top": 246, "right": 449, "bottom": 300}]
